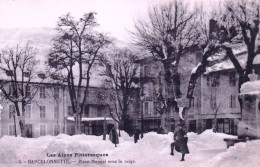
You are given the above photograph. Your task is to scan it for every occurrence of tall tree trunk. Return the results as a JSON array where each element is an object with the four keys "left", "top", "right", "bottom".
[
  {"left": 75, "top": 112, "right": 82, "bottom": 134},
  {"left": 13, "top": 112, "right": 17, "bottom": 137},
  {"left": 162, "top": 60, "right": 181, "bottom": 132},
  {"left": 238, "top": 74, "right": 250, "bottom": 114},
  {"left": 14, "top": 103, "right": 25, "bottom": 137},
  {"left": 20, "top": 102, "right": 26, "bottom": 137}
]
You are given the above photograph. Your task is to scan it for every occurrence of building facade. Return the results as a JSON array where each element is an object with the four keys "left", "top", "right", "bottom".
[
  {"left": 189, "top": 53, "right": 260, "bottom": 135},
  {"left": 0, "top": 84, "right": 122, "bottom": 137},
  {"left": 136, "top": 45, "right": 260, "bottom": 136},
  {"left": 137, "top": 47, "right": 202, "bottom": 133}
]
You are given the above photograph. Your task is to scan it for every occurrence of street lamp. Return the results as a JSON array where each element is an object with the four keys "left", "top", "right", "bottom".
[{"left": 140, "top": 91, "right": 145, "bottom": 138}]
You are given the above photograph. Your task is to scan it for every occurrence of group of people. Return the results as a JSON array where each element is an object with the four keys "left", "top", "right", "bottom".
[
  {"left": 109, "top": 123, "right": 189, "bottom": 161},
  {"left": 108, "top": 126, "right": 141, "bottom": 147}
]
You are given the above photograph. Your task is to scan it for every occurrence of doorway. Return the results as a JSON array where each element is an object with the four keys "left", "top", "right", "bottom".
[
  {"left": 24, "top": 124, "right": 33, "bottom": 138},
  {"left": 189, "top": 120, "right": 197, "bottom": 132}
]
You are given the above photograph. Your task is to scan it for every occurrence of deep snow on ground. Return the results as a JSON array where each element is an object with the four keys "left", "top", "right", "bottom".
[{"left": 0, "top": 130, "right": 259, "bottom": 167}]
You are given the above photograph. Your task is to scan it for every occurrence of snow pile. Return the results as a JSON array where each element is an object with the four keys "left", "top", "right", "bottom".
[
  {"left": 0, "top": 129, "right": 258, "bottom": 167},
  {"left": 210, "top": 140, "right": 260, "bottom": 167},
  {"left": 188, "top": 130, "right": 237, "bottom": 151},
  {"left": 240, "top": 80, "right": 260, "bottom": 95}
]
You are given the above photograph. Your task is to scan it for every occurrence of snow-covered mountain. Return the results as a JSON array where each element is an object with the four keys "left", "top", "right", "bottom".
[
  {"left": 0, "top": 27, "right": 55, "bottom": 60},
  {"left": 0, "top": 28, "right": 108, "bottom": 87}
]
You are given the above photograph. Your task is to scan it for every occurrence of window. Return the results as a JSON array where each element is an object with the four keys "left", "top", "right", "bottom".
[
  {"left": 211, "top": 74, "right": 220, "bottom": 87},
  {"left": 25, "top": 86, "right": 31, "bottom": 97},
  {"left": 210, "top": 96, "right": 216, "bottom": 109},
  {"left": 229, "top": 72, "right": 236, "bottom": 86},
  {"left": 6, "top": 70, "right": 13, "bottom": 76},
  {"left": 54, "top": 87, "right": 59, "bottom": 99},
  {"left": 97, "top": 106, "right": 104, "bottom": 117},
  {"left": 144, "top": 102, "right": 149, "bottom": 115},
  {"left": 144, "top": 66, "right": 149, "bottom": 77},
  {"left": 39, "top": 87, "right": 46, "bottom": 98},
  {"left": 25, "top": 105, "right": 31, "bottom": 119},
  {"left": 224, "top": 119, "right": 230, "bottom": 134},
  {"left": 230, "top": 95, "right": 236, "bottom": 108},
  {"left": 97, "top": 109, "right": 102, "bottom": 117},
  {"left": 38, "top": 73, "right": 46, "bottom": 79},
  {"left": 9, "top": 125, "right": 15, "bottom": 136},
  {"left": 54, "top": 106, "right": 59, "bottom": 119},
  {"left": 84, "top": 106, "right": 89, "bottom": 117},
  {"left": 54, "top": 125, "right": 60, "bottom": 136},
  {"left": 23, "top": 72, "right": 30, "bottom": 78},
  {"left": 197, "top": 97, "right": 201, "bottom": 108},
  {"left": 68, "top": 106, "right": 73, "bottom": 116},
  {"left": 217, "top": 119, "right": 224, "bottom": 133},
  {"left": 207, "top": 76, "right": 210, "bottom": 86},
  {"left": 9, "top": 85, "right": 14, "bottom": 96},
  {"left": 40, "top": 125, "right": 46, "bottom": 136},
  {"left": 97, "top": 110, "right": 102, "bottom": 117},
  {"left": 9, "top": 105, "right": 15, "bottom": 119},
  {"left": 154, "top": 101, "right": 158, "bottom": 115},
  {"left": 40, "top": 106, "right": 46, "bottom": 119},
  {"left": 191, "top": 98, "right": 195, "bottom": 107}
]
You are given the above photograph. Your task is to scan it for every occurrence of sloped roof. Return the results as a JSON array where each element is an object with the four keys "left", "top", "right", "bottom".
[{"left": 204, "top": 43, "right": 260, "bottom": 74}]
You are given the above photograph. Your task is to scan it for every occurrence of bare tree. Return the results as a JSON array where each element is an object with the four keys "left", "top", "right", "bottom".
[
  {"left": 187, "top": 0, "right": 260, "bottom": 113},
  {"left": 211, "top": 102, "right": 221, "bottom": 133},
  {"left": 0, "top": 43, "right": 43, "bottom": 137},
  {"left": 101, "top": 48, "right": 139, "bottom": 134},
  {"left": 154, "top": 92, "right": 167, "bottom": 131},
  {"left": 48, "top": 13, "right": 110, "bottom": 134},
  {"left": 132, "top": 0, "right": 199, "bottom": 130}
]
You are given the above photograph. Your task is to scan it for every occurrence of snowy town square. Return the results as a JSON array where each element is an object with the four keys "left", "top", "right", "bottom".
[{"left": 0, "top": 0, "right": 260, "bottom": 166}]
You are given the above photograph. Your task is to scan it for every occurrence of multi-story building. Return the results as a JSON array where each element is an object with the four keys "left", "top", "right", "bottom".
[
  {"left": 0, "top": 81, "right": 121, "bottom": 137},
  {"left": 136, "top": 47, "right": 202, "bottom": 133},
  {"left": 191, "top": 48, "right": 260, "bottom": 135},
  {"left": 136, "top": 42, "right": 260, "bottom": 135}
]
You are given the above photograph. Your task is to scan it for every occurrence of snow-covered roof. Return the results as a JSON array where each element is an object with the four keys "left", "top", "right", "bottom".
[
  {"left": 206, "top": 53, "right": 260, "bottom": 74},
  {"left": 240, "top": 80, "right": 260, "bottom": 95},
  {"left": 205, "top": 42, "right": 260, "bottom": 74},
  {"left": 192, "top": 42, "right": 260, "bottom": 74},
  {"left": 67, "top": 116, "right": 114, "bottom": 122}
]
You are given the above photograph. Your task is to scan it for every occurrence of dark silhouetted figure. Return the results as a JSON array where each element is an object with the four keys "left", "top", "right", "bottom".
[
  {"left": 109, "top": 126, "right": 119, "bottom": 147},
  {"left": 157, "top": 126, "right": 166, "bottom": 134},
  {"left": 134, "top": 129, "right": 140, "bottom": 143},
  {"left": 170, "top": 124, "right": 189, "bottom": 161}
]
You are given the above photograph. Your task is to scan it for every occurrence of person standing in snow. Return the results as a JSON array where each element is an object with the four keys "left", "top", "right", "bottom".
[
  {"left": 134, "top": 129, "right": 140, "bottom": 143},
  {"left": 157, "top": 126, "right": 166, "bottom": 134},
  {"left": 170, "top": 123, "right": 189, "bottom": 161},
  {"left": 109, "top": 126, "right": 119, "bottom": 147}
]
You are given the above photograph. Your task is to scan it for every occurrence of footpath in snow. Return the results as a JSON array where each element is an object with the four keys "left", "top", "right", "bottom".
[{"left": 0, "top": 130, "right": 259, "bottom": 167}]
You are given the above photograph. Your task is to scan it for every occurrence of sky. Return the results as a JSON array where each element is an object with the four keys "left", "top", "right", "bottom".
[{"left": 0, "top": 0, "right": 220, "bottom": 43}]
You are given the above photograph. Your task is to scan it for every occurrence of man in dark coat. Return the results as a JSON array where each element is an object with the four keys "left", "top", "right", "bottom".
[
  {"left": 157, "top": 126, "right": 166, "bottom": 134},
  {"left": 134, "top": 129, "right": 140, "bottom": 143},
  {"left": 170, "top": 124, "right": 189, "bottom": 161},
  {"left": 109, "top": 126, "right": 119, "bottom": 147}
]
